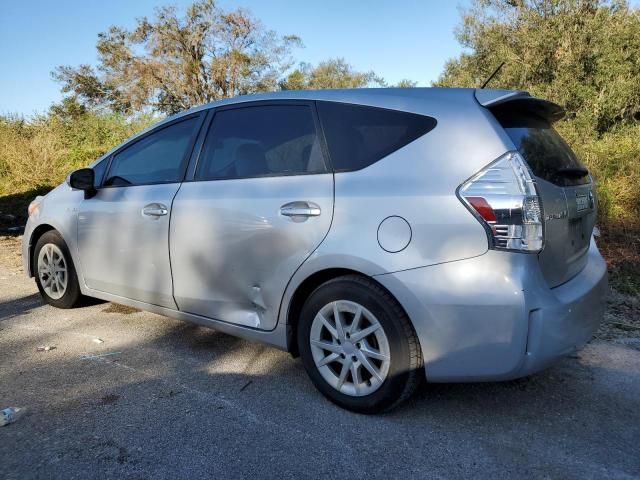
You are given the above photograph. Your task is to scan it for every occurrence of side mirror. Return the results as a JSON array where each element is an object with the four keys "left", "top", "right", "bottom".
[{"left": 67, "top": 168, "right": 96, "bottom": 199}]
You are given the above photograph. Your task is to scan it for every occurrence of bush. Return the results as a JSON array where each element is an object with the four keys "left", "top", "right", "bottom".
[
  {"left": 557, "top": 121, "right": 640, "bottom": 222},
  {"left": 0, "top": 112, "right": 154, "bottom": 196}
]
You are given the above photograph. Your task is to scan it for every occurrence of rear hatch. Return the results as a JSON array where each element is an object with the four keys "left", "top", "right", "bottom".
[{"left": 486, "top": 95, "right": 596, "bottom": 287}]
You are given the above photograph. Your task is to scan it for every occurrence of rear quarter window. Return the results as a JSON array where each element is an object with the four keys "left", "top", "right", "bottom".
[
  {"left": 317, "top": 102, "right": 437, "bottom": 172},
  {"left": 492, "top": 109, "right": 589, "bottom": 187}
]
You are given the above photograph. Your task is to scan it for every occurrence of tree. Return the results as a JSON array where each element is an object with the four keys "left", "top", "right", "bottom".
[
  {"left": 53, "top": 0, "right": 302, "bottom": 114},
  {"left": 435, "top": 0, "right": 640, "bottom": 134},
  {"left": 395, "top": 79, "right": 418, "bottom": 88},
  {"left": 434, "top": 0, "right": 640, "bottom": 232},
  {"left": 280, "top": 58, "right": 384, "bottom": 90}
]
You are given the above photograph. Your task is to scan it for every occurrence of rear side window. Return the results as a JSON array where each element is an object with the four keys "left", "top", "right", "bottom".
[
  {"left": 196, "top": 105, "right": 327, "bottom": 181},
  {"left": 493, "top": 110, "right": 589, "bottom": 187},
  {"left": 104, "top": 117, "right": 198, "bottom": 187},
  {"left": 316, "top": 102, "right": 437, "bottom": 171}
]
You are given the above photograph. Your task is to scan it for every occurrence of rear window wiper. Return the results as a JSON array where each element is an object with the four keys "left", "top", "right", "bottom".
[{"left": 555, "top": 167, "right": 589, "bottom": 178}]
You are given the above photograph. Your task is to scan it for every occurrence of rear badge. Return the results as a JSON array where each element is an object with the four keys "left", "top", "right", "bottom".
[
  {"left": 545, "top": 210, "right": 568, "bottom": 221},
  {"left": 576, "top": 192, "right": 590, "bottom": 212}
]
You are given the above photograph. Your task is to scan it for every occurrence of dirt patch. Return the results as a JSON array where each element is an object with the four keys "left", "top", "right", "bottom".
[
  {"left": 0, "top": 235, "right": 24, "bottom": 271},
  {"left": 597, "top": 289, "right": 640, "bottom": 341},
  {"left": 599, "top": 221, "right": 640, "bottom": 296},
  {"left": 102, "top": 303, "right": 140, "bottom": 315}
]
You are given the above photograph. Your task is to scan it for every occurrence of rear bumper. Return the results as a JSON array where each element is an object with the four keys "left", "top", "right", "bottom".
[
  {"left": 374, "top": 237, "right": 607, "bottom": 382},
  {"left": 516, "top": 239, "right": 608, "bottom": 376}
]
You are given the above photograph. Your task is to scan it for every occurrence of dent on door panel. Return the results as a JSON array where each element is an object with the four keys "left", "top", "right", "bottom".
[{"left": 169, "top": 174, "right": 334, "bottom": 330}]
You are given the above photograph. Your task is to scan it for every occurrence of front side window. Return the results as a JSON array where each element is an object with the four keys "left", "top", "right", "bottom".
[
  {"left": 104, "top": 117, "right": 199, "bottom": 187},
  {"left": 196, "top": 105, "right": 327, "bottom": 181},
  {"left": 317, "top": 102, "right": 437, "bottom": 171}
]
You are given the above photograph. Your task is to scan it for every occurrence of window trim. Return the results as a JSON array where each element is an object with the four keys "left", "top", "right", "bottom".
[
  {"left": 315, "top": 100, "right": 437, "bottom": 173},
  {"left": 100, "top": 112, "right": 205, "bottom": 189},
  {"left": 190, "top": 100, "right": 332, "bottom": 183},
  {"left": 91, "top": 157, "right": 109, "bottom": 188}
]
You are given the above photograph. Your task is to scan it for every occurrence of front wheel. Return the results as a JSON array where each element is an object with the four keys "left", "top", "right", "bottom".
[
  {"left": 297, "top": 275, "right": 423, "bottom": 413},
  {"left": 33, "top": 230, "right": 84, "bottom": 309}
]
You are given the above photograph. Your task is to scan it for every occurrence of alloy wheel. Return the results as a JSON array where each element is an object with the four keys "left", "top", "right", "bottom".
[
  {"left": 37, "top": 243, "right": 68, "bottom": 300},
  {"left": 309, "top": 300, "right": 391, "bottom": 397}
]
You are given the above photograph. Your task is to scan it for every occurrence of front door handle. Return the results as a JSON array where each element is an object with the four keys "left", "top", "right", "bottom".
[
  {"left": 142, "top": 203, "right": 168, "bottom": 217},
  {"left": 280, "top": 202, "right": 321, "bottom": 218}
]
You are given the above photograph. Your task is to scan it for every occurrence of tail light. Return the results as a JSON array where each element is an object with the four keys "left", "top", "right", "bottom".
[{"left": 458, "top": 151, "right": 543, "bottom": 253}]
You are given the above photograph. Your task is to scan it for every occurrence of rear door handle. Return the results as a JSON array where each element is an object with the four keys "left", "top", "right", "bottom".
[
  {"left": 142, "top": 203, "right": 168, "bottom": 217},
  {"left": 280, "top": 202, "right": 321, "bottom": 217}
]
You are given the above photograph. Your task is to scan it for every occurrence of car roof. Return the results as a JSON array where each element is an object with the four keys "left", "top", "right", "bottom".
[
  {"left": 193, "top": 87, "right": 472, "bottom": 109},
  {"left": 151, "top": 87, "right": 533, "bottom": 129},
  {"left": 91, "top": 87, "right": 529, "bottom": 167},
  {"left": 181, "top": 87, "right": 517, "bottom": 115}
]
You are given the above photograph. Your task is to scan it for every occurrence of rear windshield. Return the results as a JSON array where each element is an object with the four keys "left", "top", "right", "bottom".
[
  {"left": 317, "top": 102, "right": 436, "bottom": 172},
  {"left": 493, "top": 110, "right": 589, "bottom": 187}
]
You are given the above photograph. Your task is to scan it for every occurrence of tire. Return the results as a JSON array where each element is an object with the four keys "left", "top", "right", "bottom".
[
  {"left": 297, "top": 275, "right": 423, "bottom": 414},
  {"left": 33, "top": 230, "right": 84, "bottom": 309}
]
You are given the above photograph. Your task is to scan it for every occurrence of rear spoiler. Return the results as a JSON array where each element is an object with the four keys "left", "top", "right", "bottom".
[{"left": 475, "top": 89, "right": 565, "bottom": 123}]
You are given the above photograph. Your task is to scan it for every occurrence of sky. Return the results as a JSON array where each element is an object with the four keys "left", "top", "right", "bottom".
[{"left": 0, "top": 0, "right": 470, "bottom": 116}]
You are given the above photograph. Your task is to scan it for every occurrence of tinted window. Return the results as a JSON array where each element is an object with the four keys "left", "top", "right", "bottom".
[
  {"left": 196, "top": 105, "right": 326, "bottom": 180},
  {"left": 317, "top": 102, "right": 437, "bottom": 171},
  {"left": 104, "top": 117, "right": 198, "bottom": 186},
  {"left": 493, "top": 110, "right": 589, "bottom": 186}
]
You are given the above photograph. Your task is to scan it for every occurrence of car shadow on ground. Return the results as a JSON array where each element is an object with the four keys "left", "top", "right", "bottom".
[{"left": 1, "top": 291, "right": 639, "bottom": 478}]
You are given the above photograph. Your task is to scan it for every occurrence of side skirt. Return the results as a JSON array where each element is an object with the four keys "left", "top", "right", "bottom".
[{"left": 82, "top": 287, "right": 289, "bottom": 351}]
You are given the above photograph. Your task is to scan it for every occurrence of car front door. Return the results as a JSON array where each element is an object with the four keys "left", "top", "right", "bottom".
[
  {"left": 170, "top": 102, "right": 334, "bottom": 330},
  {"left": 77, "top": 114, "right": 203, "bottom": 308}
]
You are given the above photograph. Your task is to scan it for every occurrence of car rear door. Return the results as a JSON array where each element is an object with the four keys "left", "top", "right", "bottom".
[
  {"left": 77, "top": 114, "right": 203, "bottom": 307},
  {"left": 492, "top": 106, "right": 597, "bottom": 287},
  {"left": 170, "top": 102, "right": 334, "bottom": 330}
]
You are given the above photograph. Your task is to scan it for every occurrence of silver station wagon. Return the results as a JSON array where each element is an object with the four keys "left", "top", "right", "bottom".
[{"left": 23, "top": 88, "right": 607, "bottom": 413}]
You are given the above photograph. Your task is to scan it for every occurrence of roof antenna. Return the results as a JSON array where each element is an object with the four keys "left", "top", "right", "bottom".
[{"left": 481, "top": 61, "right": 506, "bottom": 89}]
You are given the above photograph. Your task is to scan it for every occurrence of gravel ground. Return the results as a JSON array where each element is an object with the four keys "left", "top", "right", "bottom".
[{"left": 1, "top": 235, "right": 639, "bottom": 479}]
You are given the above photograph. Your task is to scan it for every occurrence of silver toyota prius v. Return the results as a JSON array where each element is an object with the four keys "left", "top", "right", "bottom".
[{"left": 22, "top": 88, "right": 608, "bottom": 413}]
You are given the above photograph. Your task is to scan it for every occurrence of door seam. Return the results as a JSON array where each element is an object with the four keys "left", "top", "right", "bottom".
[{"left": 167, "top": 182, "right": 184, "bottom": 310}]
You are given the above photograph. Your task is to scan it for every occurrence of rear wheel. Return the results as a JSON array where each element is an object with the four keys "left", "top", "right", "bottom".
[
  {"left": 33, "top": 230, "right": 83, "bottom": 309},
  {"left": 298, "top": 275, "right": 422, "bottom": 413}
]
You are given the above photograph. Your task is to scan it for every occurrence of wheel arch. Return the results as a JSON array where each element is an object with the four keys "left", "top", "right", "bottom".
[
  {"left": 27, "top": 223, "right": 56, "bottom": 277},
  {"left": 284, "top": 267, "right": 414, "bottom": 358}
]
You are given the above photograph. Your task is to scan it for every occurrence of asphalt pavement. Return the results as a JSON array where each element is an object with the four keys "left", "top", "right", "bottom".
[{"left": 1, "top": 255, "right": 639, "bottom": 479}]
